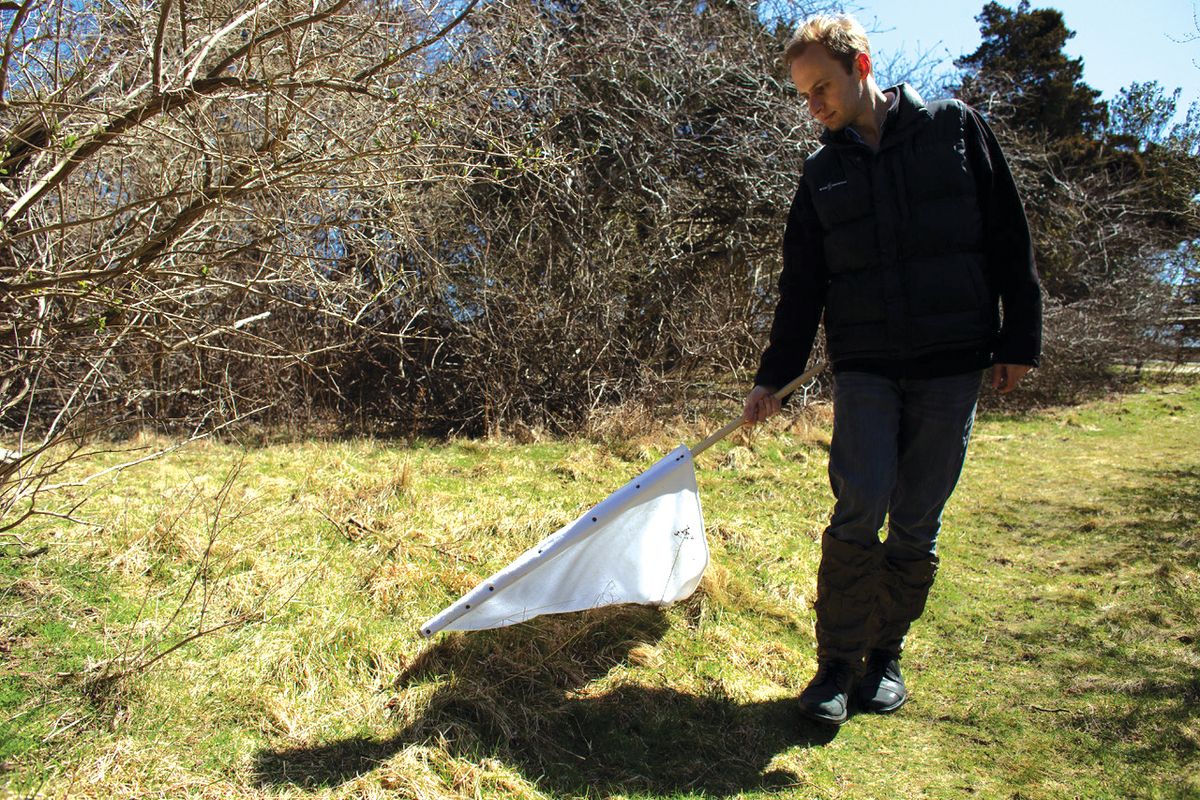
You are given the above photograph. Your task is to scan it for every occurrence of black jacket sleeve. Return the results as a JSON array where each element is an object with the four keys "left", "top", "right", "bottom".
[
  {"left": 753, "top": 177, "right": 828, "bottom": 393},
  {"left": 964, "top": 106, "right": 1043, "bottom": 366}
]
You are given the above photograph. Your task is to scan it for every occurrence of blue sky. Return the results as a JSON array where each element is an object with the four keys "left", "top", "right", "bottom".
[{"left": 847, "top": 0, "right": 1200, "bottom": 120}]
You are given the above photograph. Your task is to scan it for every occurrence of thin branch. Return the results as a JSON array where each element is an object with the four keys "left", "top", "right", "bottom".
[
  {"left": 0, "top": 0, "right": 36, "bottom": 106},
  {"left": 182, "top": 0, "right": 274, "bottom": 86},
  {"left": 152, "top": 0, "right": 175, "bottom": 95},
  {"left": 205, "top": 0, "right": 353, "bottom": 80},
  {"left": 353, "top": 0, "right": 481, "bottom": 83}
]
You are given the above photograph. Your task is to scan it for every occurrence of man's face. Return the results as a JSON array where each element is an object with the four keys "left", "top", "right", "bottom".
[{"left": 789, "top": 44, "right": 868, "bottom": 132}]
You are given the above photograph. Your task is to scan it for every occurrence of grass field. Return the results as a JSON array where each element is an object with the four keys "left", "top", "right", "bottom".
[{"left": 2, "top": 381, "right": 1198, "bottom": 799}]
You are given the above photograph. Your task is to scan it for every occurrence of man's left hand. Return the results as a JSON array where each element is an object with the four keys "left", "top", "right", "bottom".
[{"left": 991, "top": 363, "right": 1031, "bottom": 394}]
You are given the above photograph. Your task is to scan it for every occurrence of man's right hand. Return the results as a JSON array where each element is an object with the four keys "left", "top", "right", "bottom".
[{"left": 742, "top": 384, "right": 781, "bottom": 425}]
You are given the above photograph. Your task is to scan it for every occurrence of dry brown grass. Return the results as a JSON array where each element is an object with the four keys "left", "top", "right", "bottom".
[{"left": 3, "top": 383, "right": 1198, "bottom": 798}]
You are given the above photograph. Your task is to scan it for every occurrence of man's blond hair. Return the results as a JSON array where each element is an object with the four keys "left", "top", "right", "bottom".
[{"left": 783, "top": 14, "right": 871, "bottom": 74}]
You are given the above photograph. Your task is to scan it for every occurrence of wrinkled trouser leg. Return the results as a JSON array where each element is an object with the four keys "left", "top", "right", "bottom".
[
  {"left": 874, "top": 370, "right": 982, "bottom": 654},
  {"left": 815, "top": 531, "right": 883, "bottom": 665},
  {"left": 818, "top": 373, "right": 897, "bottom": 667},
  {"left": 872, "top": 555, "right": 939, "bottom": 656},
  {"left": 821, "top": 371, "right": 981, "bottom": 663}
]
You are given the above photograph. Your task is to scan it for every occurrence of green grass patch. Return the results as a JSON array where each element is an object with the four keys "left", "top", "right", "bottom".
[{"left": 1, "top": 384, "right": 1197, "bottom": 798}]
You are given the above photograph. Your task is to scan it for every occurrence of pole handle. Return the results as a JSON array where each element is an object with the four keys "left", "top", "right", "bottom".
[{"left": 690, "top": 361, "right": 827, "bottom": 457}]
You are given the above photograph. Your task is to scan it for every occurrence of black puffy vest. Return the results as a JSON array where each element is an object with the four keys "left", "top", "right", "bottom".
[{"left": 804, "top": 86, "right": 997, "bottom": 363}]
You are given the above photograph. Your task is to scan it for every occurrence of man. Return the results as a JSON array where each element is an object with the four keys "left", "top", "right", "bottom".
[{"left": 743, "top": 14, "right": 1042, "bottom": 725}]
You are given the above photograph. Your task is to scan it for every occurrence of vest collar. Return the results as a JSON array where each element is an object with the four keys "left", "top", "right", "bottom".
[{"left": 819, "top": 83, "right": 931, "bottom": 149}]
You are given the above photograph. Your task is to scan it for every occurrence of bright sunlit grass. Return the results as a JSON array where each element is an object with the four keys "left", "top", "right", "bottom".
[{"left": 2, "top": 382, "right": 1197, "bottom": 799}]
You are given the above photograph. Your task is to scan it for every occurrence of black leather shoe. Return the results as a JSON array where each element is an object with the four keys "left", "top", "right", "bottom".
[
  {"left": 858, "top": 650, "right": 906, "bottom": 713},
  {"left": 799, "top": 661, "right": 856, "bottom": 725}
]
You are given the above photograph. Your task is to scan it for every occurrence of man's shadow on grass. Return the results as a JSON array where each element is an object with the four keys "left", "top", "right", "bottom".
[{"left": 252, "top": 605, "right": 835, "bottom": 795}]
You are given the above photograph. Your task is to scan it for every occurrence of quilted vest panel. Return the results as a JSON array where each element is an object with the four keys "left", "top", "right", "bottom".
[{"left": 804, "top": 100, "right": 997, "bottom": 362}]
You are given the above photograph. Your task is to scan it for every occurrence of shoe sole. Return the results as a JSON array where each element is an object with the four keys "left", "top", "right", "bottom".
[
  {"left": 799, "top": 706, "right": 849, "bottom": 725},
  {"left": 862, "top": 693, "right": 907, "bottom": 714}
]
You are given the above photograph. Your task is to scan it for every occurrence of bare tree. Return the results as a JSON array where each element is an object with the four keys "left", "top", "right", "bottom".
[
  {"left": 0, "top": 0, "right": 538, "bottom": 528},
  {"left": 393, "top": 0, "right": 830, "bottom": 434},
  {"left": 964, "top": 76, "right": 1200, "bottom": 401},
  {"left": 1, "top": 0, "right": 844, "bottom": 528}
]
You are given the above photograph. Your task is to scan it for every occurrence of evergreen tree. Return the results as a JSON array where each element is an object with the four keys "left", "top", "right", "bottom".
[
  {"left": 952, "top": 2, "right": 1200, "bottom": 386},
  {"left": 955, "top": 0, "right": 1105, "bottom": 141},
  {"left": 1107, "top": 83, "right": 1200, "bottom": 355},
  {"left": 1107, "top": 81, "right": 1183, "bottom": 151}
]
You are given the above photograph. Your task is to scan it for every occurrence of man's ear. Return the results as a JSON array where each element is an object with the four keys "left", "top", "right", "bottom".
[{"left": 855, "top": 51, "right": 871, "bottom": 80}]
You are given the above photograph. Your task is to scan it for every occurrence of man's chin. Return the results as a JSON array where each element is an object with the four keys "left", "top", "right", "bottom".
[{"left": 821, "top": 115, "right": 846, "bottom": 132}]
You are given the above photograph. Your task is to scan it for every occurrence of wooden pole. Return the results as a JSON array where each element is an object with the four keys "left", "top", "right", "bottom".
[{"left": 689, "top": 361, "right": 827, "bottom": 457}]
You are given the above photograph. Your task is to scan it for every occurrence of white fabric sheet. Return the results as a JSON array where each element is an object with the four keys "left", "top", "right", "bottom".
[{"left": 420, "top": 444, "right": 707, "bottom": 636}]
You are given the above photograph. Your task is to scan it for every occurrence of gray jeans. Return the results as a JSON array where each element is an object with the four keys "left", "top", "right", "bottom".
[{"left": 826, "top": 370, "right": 982, "bottom": 562}]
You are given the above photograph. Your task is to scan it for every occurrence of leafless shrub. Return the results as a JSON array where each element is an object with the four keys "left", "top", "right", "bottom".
[
  {"left": 63, "top": 458, "right": 323, "bottom": 707},
  {"left": 393, "top": 0, "right": 831, "bottom": 435},
  {"left": 31, "top": 0, "right": 1199, "bottom": 526},
  {"left": 0, "top": 0, "right": 549, "bottom": 525},
  {"left": 968, "top": 78, "right": 1200, "bottom": 402}
]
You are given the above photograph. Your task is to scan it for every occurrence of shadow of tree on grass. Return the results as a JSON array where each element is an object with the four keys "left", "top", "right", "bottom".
[
  {"left": 1010, "top": 465, "right": 1199, "bottom": 789},
  {"left": 1090, "top": 466, "right": 1199, "bottom": 758}
]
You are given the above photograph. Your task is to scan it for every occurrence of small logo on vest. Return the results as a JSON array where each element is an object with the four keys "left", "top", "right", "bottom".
[{"left": 818, "top": 180, "right": 848, "bottom": 192}]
